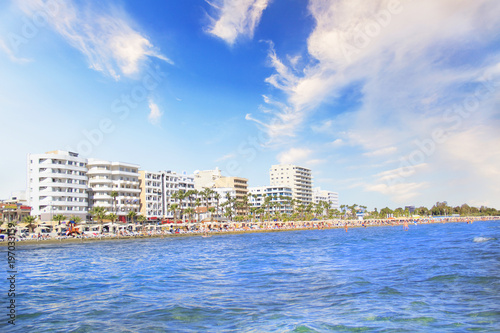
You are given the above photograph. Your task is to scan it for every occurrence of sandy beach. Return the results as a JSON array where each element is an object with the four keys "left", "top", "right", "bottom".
[{"left": 3, "top": 216, "right": 497, "bottom": 247}]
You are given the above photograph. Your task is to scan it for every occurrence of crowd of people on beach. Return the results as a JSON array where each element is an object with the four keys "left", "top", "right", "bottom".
[{"left": 2, "top": 216, "right": 495, "bottom": 243}]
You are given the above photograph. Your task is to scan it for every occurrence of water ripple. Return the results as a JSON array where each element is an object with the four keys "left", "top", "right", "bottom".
[{"left": 6, "top": 220, "right": 500, "bottom": 332}]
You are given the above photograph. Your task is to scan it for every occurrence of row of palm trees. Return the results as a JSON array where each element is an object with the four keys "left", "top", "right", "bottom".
[{"left": 164, "top": 189, "right": 345, "bottom": 223}]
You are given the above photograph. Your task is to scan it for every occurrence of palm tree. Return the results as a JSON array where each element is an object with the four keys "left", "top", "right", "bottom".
[
  {"left": 172, "top": 190, "right": 187, "bottom": 222},
  {"left": 202, "top": 188, "right": 214, "bottom": 213},
  {"left": 136, "top": 214, "right": 146, "bottom": 225},
  {"left": 168, "top": 204, "right": 179, "bottom": 222},
  {"left": 110, "top": 190, "right": 119, "bottom": 214},
  {"left": 195, "top": 198, "right": 202, "bottom": 223},
  {"left": 89, "top": 206, "right": 108, "bottom": 233},
  {"left": 69, "top": 215, "right": 82, "bottom": 224},
  {"left": 53, "top": 214, "right": 67, "bottom": 225},
  {"left": 184, "top": 207, "right": 195, "bottom": 223},
  {"left": 108, "top": 213, "right": 117, "bottom": 222},
  {"left": 263, "top": 196, "right": 272, "bottom": 221},
  {"left": 256, "top": 207, "right": 265, "bottom": 222},
  {"left": 107, "top": 213, "right": 118, "bottom": 233},
  {"left": 23, "top": 215, "right": 37, "bottom": 233},
  {"left": 127, "top": 210, "right": 137, "bottom": 224},
  {"left": 208, "top": 207, "right": 216, "bottom": 223},
  {"left": 250, "top": 206, "right": 258, "bottom": 222},
  {"left": 297, "top": 204, "right": 305, "bottom": 221},
  {"left": 213, "top": 192, "right": 221, "bottom": 221}
]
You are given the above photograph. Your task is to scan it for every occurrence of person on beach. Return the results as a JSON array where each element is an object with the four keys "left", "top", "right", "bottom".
[
  {"left": 345, "top": 223, "right": 348, "bottom": 232},
  {"left": 403, "top": 220, "right": 409, "bottom": 231}
]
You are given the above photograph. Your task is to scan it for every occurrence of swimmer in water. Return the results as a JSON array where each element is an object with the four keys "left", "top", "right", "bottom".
[
  {"left": 403, "top": 220, "right": 409, "bottom": 231},
  {"left": 345, "top": 223, "right": 348, "bottom": 232}
]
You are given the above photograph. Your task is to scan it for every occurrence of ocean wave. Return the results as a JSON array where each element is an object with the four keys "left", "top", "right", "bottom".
[{"left": 473, "top": 237, "right": 497, "bottom": 243}]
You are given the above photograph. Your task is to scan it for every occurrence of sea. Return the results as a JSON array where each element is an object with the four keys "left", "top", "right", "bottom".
[{"left": 5, "top": 220, "right": 500, "bottom": 332}]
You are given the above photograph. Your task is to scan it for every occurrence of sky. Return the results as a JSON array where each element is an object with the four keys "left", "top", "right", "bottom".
[{"left": 1, "top": 0, "right": 499, "bottom": 210}]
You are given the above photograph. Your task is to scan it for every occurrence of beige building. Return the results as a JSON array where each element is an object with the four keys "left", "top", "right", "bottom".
[
  {"left": 270, "top": 164, "right": 313, "bottom": 204},
  {"left": 215, "top": 176, "right": 248, "bottom": 215}
]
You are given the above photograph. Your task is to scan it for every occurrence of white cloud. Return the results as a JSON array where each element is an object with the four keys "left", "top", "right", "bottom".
[
  {"left": 0, "top": 38, "right": 32, "bottom": 63},
  {"left": 306, "top": 159, "right": 325, "bottom": 166},
  {"left": 277, "top": 147, "right": 312, "bottom": 165},
  {"left": 216, "top": 153, "right": 236, "bottom": 162},
  {"left": 148, "top": 99, "right": 163, "bottom": 125},
  {"left": 16, "top": 0, "right": 171, "bottom": 80},
  {"left": 363, "top": 146, "right": 397, "bottom": 157},
  {"left": 365, "top": 182, "right": 429, "bottom": 204},
  {"left": 206, "top": 0, "right": 270, "bottom": 45},
  {"left": 249, "top": 0, "right": 500, "bottom": 206},
  {"left": 330, "top": 139, "right": 344, "bottom": 147}
]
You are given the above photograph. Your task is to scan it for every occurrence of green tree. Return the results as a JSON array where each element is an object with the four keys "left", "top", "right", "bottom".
[
  {"left": 136, "top": 214, "right": 146, "bottom": 224},
  {"left": 127, "top": 210, "right": 137, "bottom": 224},
  {"left": 169, "top": 204, "right": 179, "bottom": 222},
  {"left": 213, "top": 192, "right": 221, "bottom": 221},
  {"left": 195, "top": 198, "right": 202, "bottom": 223},
  {"left": 53, "top": 214, "right": 67, "bottom": 224},
  {"left": 68, "top": 215, "right": 82, "bottom": 224},
  {"left": 23, "top": 215, "right": 37, "bottom": 233},
  {"left": 89, "top": 206, "right": 108, "bottom": 233},
  {"left": 110, "top": 190, "right": 119, "bottom": 214}
]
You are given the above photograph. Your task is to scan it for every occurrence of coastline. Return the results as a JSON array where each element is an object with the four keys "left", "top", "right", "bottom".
[{"left": 3, "top": 216, "right": 498, "bottom": 247}]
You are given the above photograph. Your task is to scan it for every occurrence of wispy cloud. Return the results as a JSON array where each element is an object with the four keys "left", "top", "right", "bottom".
[
  {"left": 277, "top": 147, "right": 312, "bottom": 165},
  {"left": 0, "top": 38, "right": 32, "bottom": 63},
  {"left": 363, "top": 147, "right": 397, "bottom": 157},
  {"left": 249, "top": 0, "right": 500, "bottom": 206},
  {"left": 148, "top": 99, "right": 163, "bottom": 125},
  {"left": 216, "top": 153, "right": 237, "bottom": 162},
  {"left": 206, "top": 0, "right": 270, "bottom": 45},
  {"left": 15, "top": 0, "right": 171, "bottom": 80}
]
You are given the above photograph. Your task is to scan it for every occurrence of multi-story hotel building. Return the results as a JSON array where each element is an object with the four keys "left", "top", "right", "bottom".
[
  {"left": 139, "top": 170, "right": 196, "bottom": 220},
  {"left": 249, "top": 186, "right": 293, "bottom": 215},
  {"left": 269, "top": 164, "right": 313, "bottom": 204},
  {"left": 27, "top": 150, "right": 89, "bottom": 220},
  {"left": 139, "top": 170, "right": 163, "bottom": 219},
  {"left": 214, "top": 176, "right": 248, "bottom": 216},
  {"left": 87, "top": 158, "right": 140, "bottom": 222},
  {"left": 312, "top": 187, "right": 340, "bottom": 210},
  {"left": 193, "top": 169, "right": 248, "bottom": 217}
]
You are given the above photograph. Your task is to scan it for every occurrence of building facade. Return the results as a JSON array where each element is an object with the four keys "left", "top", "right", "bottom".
[
  {"left": 249, "top": 186, "right": 293, "bottom": 216},
  {"left": 87, "top": 159, "right": 140, "bottom": 222},
  {"left": 269, "top": 164, "right": 313, "bottom": 204},
  {"left": 27, "top": 150, "right": 89, "bottom": 220},
  {"left": 139, "top": 170, "right": 196, "bottom": 220},
  {"left": 312, "top": 187, "right": 340, "bottom": 210}
]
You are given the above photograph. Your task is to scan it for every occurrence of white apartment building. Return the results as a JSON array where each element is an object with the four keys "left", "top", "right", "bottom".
[
  {"left": 313, "top": 187, "right": 340, "bottom": 210},
  {"left": 87, "top": 159, "right": 140, "bottom": 222},
  {"left": 27, "top": 150, "right": 89, "bottom": 221},
  {"left": 249, "top": 186, "right": 293, "bottom": 215},
  {"left": 139, "top": 170, "right": 196, "bottom": 220},
  {"left": 270, "top": 164, "right": 313, "bottom": 204},
  {"left": 139, "top": 170, "right": 163, "bottom": 219},
  {"left": 164, "top": 171, "right": 196, "bottom": 219}
]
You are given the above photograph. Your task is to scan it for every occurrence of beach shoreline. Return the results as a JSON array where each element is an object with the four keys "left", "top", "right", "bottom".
[{"left": 3, "top": 216, "right": 498, "bottom": 247}]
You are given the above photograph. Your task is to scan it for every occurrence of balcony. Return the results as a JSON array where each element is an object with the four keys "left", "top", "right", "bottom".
[
  {"left": 87, "top": 168, "right": 111, "bottom": 175},
  {"left": 89, "top": 177, "right": 112, "bottom": 184}
]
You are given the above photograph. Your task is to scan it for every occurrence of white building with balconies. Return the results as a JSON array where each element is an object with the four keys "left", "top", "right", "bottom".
[
  {"left": 27, "top": 150, "right": 89, "bottom": 221},
  {"left": 249, "top": 186, "right": 293, "bottom": 215},
  {"left": 87, "top": 159, "right": 140, "bottom": 222},
  {"left": 313, "top": 187, "right": 340, "bottom": 210},
  {"left": 270, "top": 164, "right": 313, "bottom": 204},
  {"left": 139, "top": 170, "right": 196, "bottom": 220}
]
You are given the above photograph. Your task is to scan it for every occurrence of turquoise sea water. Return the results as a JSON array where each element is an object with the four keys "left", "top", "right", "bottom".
[{"left": 5, "top": 220, "right": 500, "bottom": 332}]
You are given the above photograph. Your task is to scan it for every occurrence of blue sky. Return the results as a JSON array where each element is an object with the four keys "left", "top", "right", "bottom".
[{"left": 1, "top": 0, "right": 499, "bottom": 210}]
